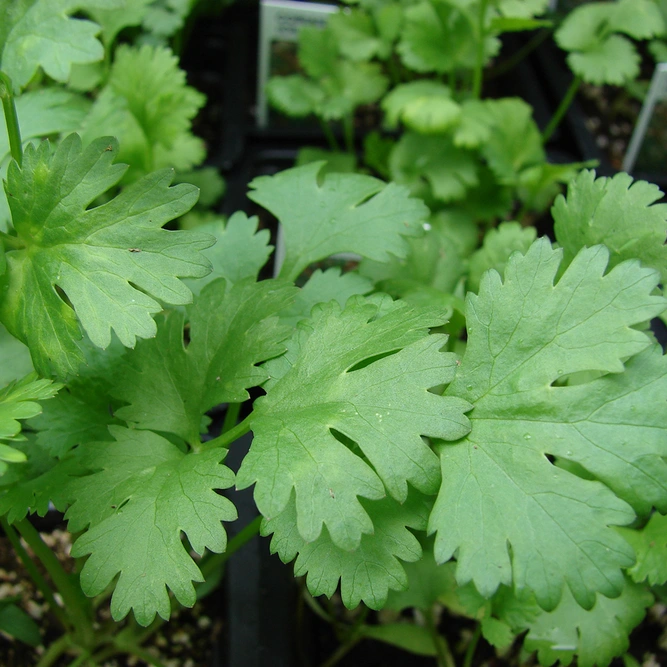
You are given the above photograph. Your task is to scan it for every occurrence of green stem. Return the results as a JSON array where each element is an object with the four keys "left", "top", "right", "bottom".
[
  {"left": 471, "top": 0, "right": 489, "bottom": 98},
  {"left": 319, "top": 119, "right": 340, "bottom": 152},
  {"left": 542, "top": 75, "right": 581, "bottom": 144},
  {"left": 36, "top": 634, "right": 73, "bottom": 667},
  {"left": 1, "top": 518, "right": 71, "bottom": 632},
  {"left": 66, "top": 650, "right": 93, "bottom": 667},
  {"left": 129, "top": 646, "right": 169, "bottom": 667},
  {"left": 425, "top": 608, "right": 456, "bottom": 667},
  {"left": 343, "top": 114, "right": 355, "bottom": 155},
  {"left": 0, "top": 72, "right": 22, "bottom": 167},
  {"left": 487, "top": 28, "right": 551, "bottom": 80},
  {"left": 462, "top": 624, "right": 481, "bottom": 667},
  {"left": 0, "top": 231, "right": 25, "bottom": 250},
  {"left": 14, "top": 519, "right": 95, "bottom": 648},
  {"left": 320, "top": 631, "right": 363, "bottom": 667},
  {"left": 200, "top": 414, "right": 252, "bottom": 450},
  {"left": 387, "top": 56, "right": 402, "bottom": 86},
  {"left": 222, "top": 402, "right": 241, "bottom": 434}
]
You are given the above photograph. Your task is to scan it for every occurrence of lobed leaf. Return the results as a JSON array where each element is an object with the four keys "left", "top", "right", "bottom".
[
  {"left": 248, "top": 161, "right": 428, "bottom": 281},
  {"left": 113, "top": 278, "right": 296, "bottom": 443},
  {"left": 0, "top": 134, "right": 212, "bottom": 378},
  {"left": 237, "top": 296, "right": 472, "bottom": 551},
  {"left": 66, "top": 427, "right": 237, "bottom": 625},
  {"left": 0, "top": 0, "right": 116, "bottom": 91},
  {"left": 553, "top": 169, "right": 667, "bottom": 283},
  {"left": 263, "top": 491, "right": 430, "bottom": 609},
  {"left": 431, "top": 239, "right": 667, "bottom": 610},
  {"left": 618, "top": 513, "right": 667, "bottom": 586}
]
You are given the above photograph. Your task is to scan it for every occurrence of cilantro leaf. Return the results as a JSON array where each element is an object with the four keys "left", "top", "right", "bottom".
[
  {"left": 0, "top": 134, "right": 212, "bottom": 378},
  {"left": 496, "top": 0, "right": 549, "bottom": 19},
  {"left": 0, "top": 433, "right": 77, "bottom": 522},
  {"left": 618, "top": 513, "right": 667, "bottom": 586},
  {"left": 553, "top": 170, "right": 667, "bottom": 283},
  {"left": 79, "top": 44, "right": 205, "bottom": 181},
  {"left": 266, "top": 75, "right": 325, "bottom": 119},
  {"left": 0, "top": 324, "right": 32, "bottom": 386},
  {"left": 328, "top": 9, "right": 392, "bottom": 61},
  {"left": 66, "top": 426, "right": 237, "bottom": 625},
  {"left": 430, "top": 239, "right": 666, "bottom": 610},
  {"left": 0, "top": 374, "right": 61, "bottom": 474},
  {"left": 248, "top": 162, "right": 428, "bottom": 281},
  {"left": 262, "top": 491, "right": 430, "bottom": 609},
  {"left": 554, "top": 0, "right": 663, "bottom": 85},
  {"left": 113, "top": 278, "right": 296, "bottom": 443},
  {"left": 389, "top": 132, "right": 480, "bottom": 203},
  {"left": 87, "top": 0, "right": 153, "bottom": 47},
  {"left": 522, "top": 580, "right": 653, "bottom": 667},
  {"left": 467, "top": 222, "right": 537, "bottom": 293},
  {"left": 398, "top": 1, "right": 499, "bottom": 74},
  {"left": 382, "top": 81, "right": 461, "bottom": 134},
  {"left": 186, "top": 212, "right": 272, "bottom": 296},
  {"left": 452, "top": 99, "right": 494, "bottom": 149},
  {"left": 0, "top": 87, "right": 90, "bottom": 231},
  {"left": 0, "top": 0, "right": 114, "bottom": 91},
  {"left": 279, "top": 267, "right": 373, "bottom": 328},
  {"left": 480, "top": 98, "right": 545, "bottom": 186},
  {"left": 237, "top": 296, "right": 472, "bottom": 550}
]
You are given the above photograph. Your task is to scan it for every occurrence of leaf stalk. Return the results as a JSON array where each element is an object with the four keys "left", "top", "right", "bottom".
[
  {"left": 0, "top": 72, "right": 23, "bottom": 167},
  {"left": 542, "top": 74, "right": 582, "bottom": 144}
]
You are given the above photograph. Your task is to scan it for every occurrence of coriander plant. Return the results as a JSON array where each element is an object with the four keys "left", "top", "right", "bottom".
[{"left": 0, "top": 1, "right": 666, "bottom": 666}]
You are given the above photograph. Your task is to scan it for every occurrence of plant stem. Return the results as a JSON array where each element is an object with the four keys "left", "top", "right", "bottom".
[
  {"left": 320, "top": 119, "right": 340, "bottom": 151},
  {"left": 343, "top": 113, "right": 355, "bottom": 155},
  {"left": 0, "top": 71, "right": 22, "bottom": 167},
  {"left": 487, "top": 28, "right": 551, "bottom": 80},
  {"left": 1, "top": 517, "right": 72, "bottom": 632},
  {"left": 471, "top": 0, "right": 489, "bottom": 98},
  {"left": 200, "top": 414, "right": 252, "bottom": 450},
  {"left": 463, "top": 624, "right": 481, "bottom": 667},
  {"left": 222, "top": 402, "right": 241, "bottom": 434},
  {"left": 14, "top": 518, "right": 95, "bottom": 648},
  {"left": 425, "top": 608, "right": 456, "bottom": 667},
  {"left": 36, "top": 634, "right": 73, "bottom": 667},
  {"left": 542, "top": 74, "right": 581, "bottom": 144},
  {"left": 0, "top": 231, "right": 25, "bottom": 250}
]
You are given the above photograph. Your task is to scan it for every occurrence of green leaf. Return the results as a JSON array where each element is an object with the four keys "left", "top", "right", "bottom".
[
  {"left": 280, "top": 267, "right": 373, "bottom": 328},
  {"left": 361, "top": 623, "right": 437, "bottom": 656},
  {"left": 496, "top": 0, "right": 549, "bottom": 19},
  {"left": 28, "top": 338, "right": 125, "bottom": 457},
  {"left": 186, "top": 212, "right": 272, "bottom": 297},
  {"left": 329, "top": 9, "right": 391, "bottom": 61},
  {"left": 382, "top": 81, "right": 461, "bottom": 134},
  {"left": 480, "top": 98, "right": 545, "bottom": 186},
  {"left": 618, "top": 513, "right": 667, "bottom": 586},
  {"left": 431, "top": 239, "right": 667, "bottom": 610},
  {"left": 298, "top": 26, "right": 339, "bottom": 79},
  {"left": 0, "top": 0, "right": 114, "bottom": 91},
  {"left": 386, "top": 547, "right": 461, "bottom": 613},
  {"left": 0, "top": 324, "right": 32, "bottom": 386},
  {"left": 0, "top": 373, "right": 61, "bottom": 452},
  {"left": 554, "top": 1, "right": 661, "bottom": 85},
  {"left": 79, "top": 44, "right": 206, "bottom": 180},
  {"left": 398, "top": 1, "right": 499, "bottom": 74},
  {"left": 87, "top": 0, "right": 153, "bottom": 47},
  {"left": 0, "top": 602, "right": 42, "bottom": 646},
  {"left": 248, "top": 161, "right": 428, "bottom": 281},
  {"left": 0, "top": 432, "right": 77, "bottom": 522},
  {"left": 237, "top": 296, "right": 472, "bottom": 550},
  {"left": 0, "top": 87, "right": 91, "bottom": 231},
  {"left": 522, "top": 580, "right": 653, "bottom": 667},
  {"left": 553, "top": 170, "right": 667, "bottom": 284},
  {"left": 567, "top": 35, "right": 640, "bottom": 86},
  {"left": 468, "top": 222, "right": 537, "bottom": 293},
  {"left": 263, "top": 491, "right": 430, "bottom": 609},
  {"left": 0, "top": 134, "right": 211, "bottom": 378},
  {"left": 266, "top": 75, "right": 325, "bottom": 118},
  {"left": 66, "top": 426, "right": 237, "bottom": 625},
  {"left": 295, "top": 147, "right": 357, "bottom": 175},
  {"left": 390, "top": 132, "right": 480, "bottom": 203},
  {"left": 452, "top": 99, "right": 494, "bottom": 148},
  {"left": 113, "top": 278, "right": 296, "bottom": 443},
  {"left": 359, "top": 217, "right": 470, "bottom": 298}
]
